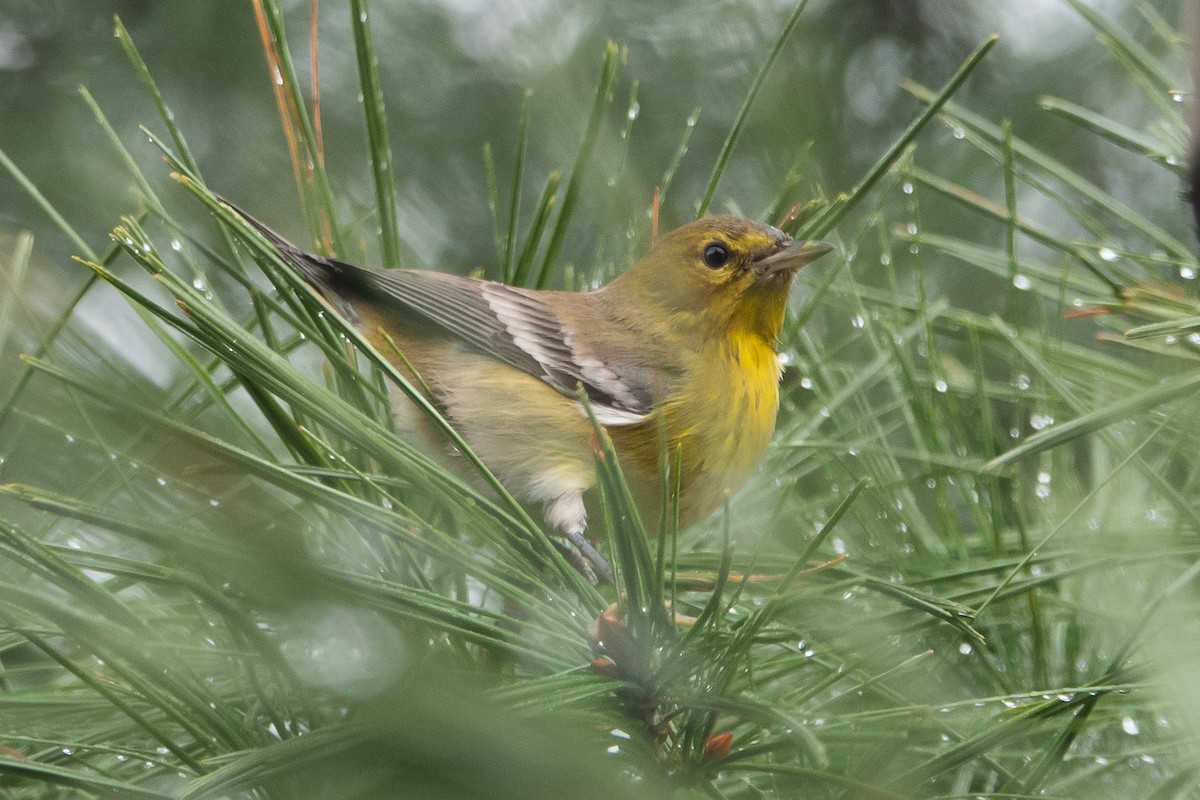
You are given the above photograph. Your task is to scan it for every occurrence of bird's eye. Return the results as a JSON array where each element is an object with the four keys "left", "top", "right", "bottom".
[{"left": 702, "top": 242, "right": 730, "bottom": 269}]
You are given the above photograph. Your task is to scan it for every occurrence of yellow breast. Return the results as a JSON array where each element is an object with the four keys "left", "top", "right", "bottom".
[{"left": 612, "top": 327, "right": 781, "bottom": 526}]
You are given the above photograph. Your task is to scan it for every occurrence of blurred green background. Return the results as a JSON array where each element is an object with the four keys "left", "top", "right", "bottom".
[{"left": 1, "top": 0, "right": 1188, "bottom": 287}]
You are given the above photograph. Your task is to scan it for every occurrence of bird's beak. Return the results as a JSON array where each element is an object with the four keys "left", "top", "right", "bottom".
[{"left": 754, "top": 239, "right": 834, "bottom": 278}]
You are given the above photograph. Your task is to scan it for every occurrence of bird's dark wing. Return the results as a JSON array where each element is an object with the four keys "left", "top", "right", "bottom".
[
  {"left": 368, "top": 269, "right": 654, "bottom": 425},
  {"left": 224, "top": 199, "right": 654, "bottom": 424}
]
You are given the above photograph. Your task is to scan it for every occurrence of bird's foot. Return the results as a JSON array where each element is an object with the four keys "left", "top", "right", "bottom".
[{"left": 554, "top": 529, "right": 613, "bottom": 585}]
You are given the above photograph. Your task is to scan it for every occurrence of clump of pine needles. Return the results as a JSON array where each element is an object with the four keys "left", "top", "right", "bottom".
[{"left": 1, "top": 2, "right": 1199, "bottom": 798}]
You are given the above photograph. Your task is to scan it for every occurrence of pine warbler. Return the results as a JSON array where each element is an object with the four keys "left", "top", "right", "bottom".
[{"left": 228, "top": 202, "right": 831, "bottom": 580}]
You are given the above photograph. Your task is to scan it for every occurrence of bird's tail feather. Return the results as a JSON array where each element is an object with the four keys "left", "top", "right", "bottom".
[{"left": 211, "top": 193, "right": 375, "bottom": 320}]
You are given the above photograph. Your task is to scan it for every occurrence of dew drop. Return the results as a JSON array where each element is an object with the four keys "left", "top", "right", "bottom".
[
  {"left": 851, "top": 314, "right": 865, "bottom": 329},
  {"left": 901, "top": 182, "right": 913, "bottom": 195},
  {"left": 1012, "top": 274, "right": 1032, "bottom": 290},
  {"left": 952, "top": 126, "right": 965, "bottom": 139},
  {"left": 1121, "top": 716, "right": 1140, "bottom": 735},
  {"left": 934, "top": 379, "right": 948, "bottom": 393},
  {"left": 1098, "top": 246, "right": 1119, "bottom": 262},
  {"left": 627, "top": 102, "right": 640, "bottom": 121},
  {"left": 1179, "top": 265, "right": 1196, "bottom": 280},
  {"left": 958, "top": 642, "right": 973, "bottom": 655}
]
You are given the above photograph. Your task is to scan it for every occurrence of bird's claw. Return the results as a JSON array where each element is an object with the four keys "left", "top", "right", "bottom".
[{"left": 555, "top": 530, "right": 613, "bottom": 585}]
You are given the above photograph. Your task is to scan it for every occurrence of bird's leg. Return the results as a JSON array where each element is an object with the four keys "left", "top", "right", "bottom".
[
  {"left": 551, "top": 535, "right": 600, "bottom": 585},
  {"left": 565, "top": 525, "right": 613, "bottom": 585},
  {"left": 545, "top": 492, "right": 613, "bottom": 585}
]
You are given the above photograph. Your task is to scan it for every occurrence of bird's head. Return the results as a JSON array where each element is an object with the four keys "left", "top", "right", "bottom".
[{"left": 608, "top": 216, "right": 832, "bottom": 343}]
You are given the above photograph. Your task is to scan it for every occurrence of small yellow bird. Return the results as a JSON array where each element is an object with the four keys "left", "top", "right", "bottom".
[{"left": 227, "top": 203, "right": 831, "bottom": 581}]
